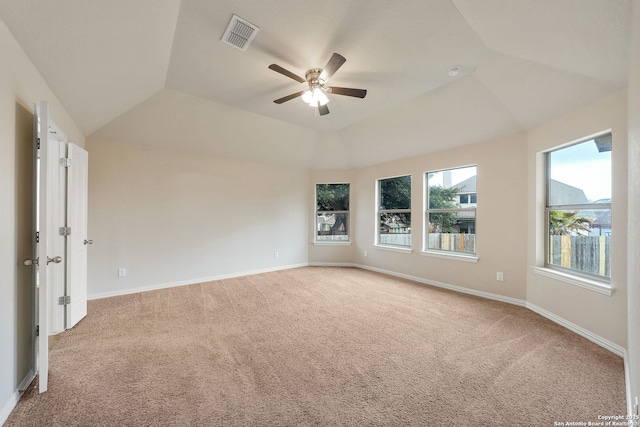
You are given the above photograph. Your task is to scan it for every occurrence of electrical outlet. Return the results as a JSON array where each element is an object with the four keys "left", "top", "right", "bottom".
[
  {"left": 118, "top": 268, "right": 126, "bottom": 277},
  {"left": 274, "top": 251, "right": 279, "bottom": 258},
  {"left": 496, "top": 272, "right": 504, "bottom": 282},
  {"left": 364, "top": 250, "right": 368, "bottom": 257}
]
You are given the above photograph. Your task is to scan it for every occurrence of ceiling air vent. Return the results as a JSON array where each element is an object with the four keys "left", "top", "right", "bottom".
[{"left": 222, "top": 14, "right": 259, "bottom": 51}]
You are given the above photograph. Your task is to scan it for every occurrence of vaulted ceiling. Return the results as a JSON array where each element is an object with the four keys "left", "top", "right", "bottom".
[{"left": 0, "top": 0, "right": 631, "bottom": 168}]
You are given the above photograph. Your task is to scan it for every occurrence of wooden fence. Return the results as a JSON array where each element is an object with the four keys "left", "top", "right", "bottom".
[
  {"left": 428, "top": 233, "right": 475, "bottom": 254},
  {"left": 549, "top": 235, "right": 610, "bottom": 277}
]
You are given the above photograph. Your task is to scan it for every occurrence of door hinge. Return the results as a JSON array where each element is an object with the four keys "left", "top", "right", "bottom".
[
  {"left": 36, "top": 325, "right": 39, "bottom": 336},
  {"left": 59, "top": 226, "right": 72, "bottom": 236},
  {"left": 37, "top": 138, "right": 40, "bottom": 150},
  {"left": 58, "top": 296, "right": 71, "bottom": 306},
  {"left": 60, "top": 157, "right": 71, "bottom": 168},
  {"left": 36, "top": 231, "right": 40, "bottom": 243}
]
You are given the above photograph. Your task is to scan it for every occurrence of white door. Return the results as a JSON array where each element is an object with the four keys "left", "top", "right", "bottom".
[{"left": 66, "top": 143, "right": 89, "bottom": 328}]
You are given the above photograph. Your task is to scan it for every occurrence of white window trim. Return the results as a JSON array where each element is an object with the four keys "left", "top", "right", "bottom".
[
  {"left": 424, "top": 165, "right": 477, "bottom": 256},
  {"left": 532, "top": 266, "right": 613, "bottom": 296},
  {"left": 314, "top": 183, "right": 350, "bottom": 245},
  {"left": 376, "top": 174, "right": 412, "bottom": 250},
  {"left": 313, "top": 241, "right": 352, "bottom": 246},
  {"left": 375, "top": 244, "right": 413, "bottom": 254},
  {"left": 421, "top": 250, "right": 478, "bottom": 263}
]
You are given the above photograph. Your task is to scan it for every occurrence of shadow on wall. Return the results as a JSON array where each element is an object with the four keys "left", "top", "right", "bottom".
[{"left": 15, "top": 101, "right": 34, "bottom": 387}]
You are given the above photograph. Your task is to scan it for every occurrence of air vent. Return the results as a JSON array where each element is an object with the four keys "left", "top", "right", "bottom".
[{"left": 221, "top": 15, "right": 259, "bottom": 51}]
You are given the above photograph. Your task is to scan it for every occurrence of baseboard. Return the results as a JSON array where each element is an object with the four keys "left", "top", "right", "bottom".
[
  {"left": 88, "top": 263, "right": 309, "bottom": 300},
  {"left": 0, "top": 369, "right": 35, "bottom": 426},
  {"left": 308, "top": 262, "right": 356, "bottom": 267},
  {"left": 525, "top": 302, "right": 625, "bottom": 357},
  {"left": 353, "top": 263, "right": 526, "bottom": 307}
]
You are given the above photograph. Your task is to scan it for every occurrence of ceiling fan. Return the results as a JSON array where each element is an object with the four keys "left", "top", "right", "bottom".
[{"left": 268, "top": 53, "right": 367, "bottom": 116}]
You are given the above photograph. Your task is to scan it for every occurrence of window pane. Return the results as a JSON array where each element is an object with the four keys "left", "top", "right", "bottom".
[
  {"left": 428, "top": 166, "right": 476, "bottom": 209},
  {"left": 316, "top": 183, "right": 349, "bottom": 211},
  {"left": 548, "top": 209, "right": 611, "bottom": 277},
  {"left": 379, "top": 212, "right": 411, "bottom": 247},
  {"left": 380, "top": 176, "right": 411, "bottom": 210},
  {"left": 316, "top": 213, "right": 349, "bottom": 241},
  {"left": 427, "top": 213, "right": 475, "bottom": 253},
  {"left": 548, "top": 137, "right": 611, "bottom": 205}
]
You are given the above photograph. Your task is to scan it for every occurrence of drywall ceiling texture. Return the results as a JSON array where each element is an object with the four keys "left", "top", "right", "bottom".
[{"left": 0, "top": 0, "right": 631, "bottom": 169}]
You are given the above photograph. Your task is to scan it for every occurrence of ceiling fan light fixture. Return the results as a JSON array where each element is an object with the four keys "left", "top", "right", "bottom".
[{"left": 301, "top": 88, "right": 329, "bottom": 107}]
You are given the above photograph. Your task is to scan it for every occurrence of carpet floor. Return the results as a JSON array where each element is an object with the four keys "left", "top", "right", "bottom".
[{"left": 6, "top": 267, "right": 625, "bottom": 426}]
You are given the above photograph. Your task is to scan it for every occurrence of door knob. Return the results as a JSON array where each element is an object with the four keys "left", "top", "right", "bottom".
[
  {"left": 23, "top": 258, "right": 38, "bottom": 266},
  {"left": 84, "top": 239, "right": 93, "bottom": 245},
  {"left": 47, "top": 256, "right": 63, "bottom": 265}
]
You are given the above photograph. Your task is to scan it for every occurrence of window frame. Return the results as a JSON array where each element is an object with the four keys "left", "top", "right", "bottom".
[
  {"left": 544, "top": 133, "right": 612, "bottom": 282},
  {"left": 424, "top": 165, "right": 477, "bottom": 258},
  {"left": 314, "top": 182, "right": 351, "bottom": 245},
  {"left": 375, "top": 174, "right": 412, "bottom": 250}
]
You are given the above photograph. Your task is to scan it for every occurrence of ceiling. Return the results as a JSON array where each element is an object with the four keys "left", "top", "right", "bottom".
[{"left": 0, "top": 0, "right": 631, "bottom": 169}]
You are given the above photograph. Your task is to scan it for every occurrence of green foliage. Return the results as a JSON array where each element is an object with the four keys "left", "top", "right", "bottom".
[
  {"left": 549, "top": 210, "right": 592, "bottom": 236},
  {"left": 428, "top": 186, "right": 459, "bottom": 232},
  {"left": 380, "top": 176, "right": 411, "bottom": 210},
  {"left": 316, "top": 184, "right": 349, "bottom": 211}
]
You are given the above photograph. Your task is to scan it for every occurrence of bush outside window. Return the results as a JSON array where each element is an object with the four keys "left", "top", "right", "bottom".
[
  {"left": 377, "top": 175, "right": 411, "bottom": 248},
  {"left": 546, "top": 133, "right": 612, "bottom": 279},
  {"left": 425, "top": 166, "right": 477, "bottom": 255}
]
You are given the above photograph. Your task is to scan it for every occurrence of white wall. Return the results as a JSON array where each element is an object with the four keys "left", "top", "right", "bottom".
[
  {"left": 0, "top": 17, "right": 84, "bottom": 423},
  {"left": 627, "top": 0, "right": 640, "bottom": 414},
  {"left": 309, "top": 132, "right": 529, "bottom": 302},
  {"left": 86, "top": 139, "right": 309, "bottom": 297},
  {"left": 526, "top": 91, "right": 628, "bottom": 348}
]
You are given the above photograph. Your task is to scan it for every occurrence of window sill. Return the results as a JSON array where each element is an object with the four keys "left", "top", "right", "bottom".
[
  {"left": 375, "top": 245, "right": 412, "bottom": 254},
  {"left": 532, "top": 267, "right": 613, "bottom": 296},
  {"left": 421, "top": 251, "right": 478, "bottom": 263},
  {"left": 313, "top": 241, "right": 351, "bottom": 246}
]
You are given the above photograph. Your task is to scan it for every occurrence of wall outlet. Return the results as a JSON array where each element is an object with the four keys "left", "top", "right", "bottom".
[
  {"left": 274, "top": 251, "right": 279, "bottom": 258},
  {"left": 364, "top": 250, "right": 368, "bottom": 257},
  {"left": 118, "top": 268, "right": 126, "bottom": 277},
  {"left": 496, "top": 272, "right": 504, "bottom": 282}
]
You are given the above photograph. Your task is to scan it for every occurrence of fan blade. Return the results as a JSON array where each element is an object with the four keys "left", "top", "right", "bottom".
[
  {"left": 318, "top": 104, "right": 330, "bottom": 116},
  {"left": 274, "top": 91, "right": 305, "bottom": 104},
  {"left": 329, "top": 87, "right": 367, "bottom": 98},
  {"left": 319, "top": 53, "right": 346, "bottom": 82},
  {"left": 268, "top": 64, "right": 305, "bottom": 83}
]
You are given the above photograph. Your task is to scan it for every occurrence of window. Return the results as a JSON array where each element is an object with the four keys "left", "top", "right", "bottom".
[
  {"left": 377, "top": 175, "right": 411, "bottom": 248},
  {"left": 425, "top": 166, "right": 477, "bottom": 255},
  {"left": 546, "top": 133, "right": 611, "bottom": 279},
  {"left": 315, "top": 183, "right": 350, "bottom": 242}
]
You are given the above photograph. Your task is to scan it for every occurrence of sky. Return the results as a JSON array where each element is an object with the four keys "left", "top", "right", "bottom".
[{"left": 549, "top": 139, "right": 611, "bottom": 202}]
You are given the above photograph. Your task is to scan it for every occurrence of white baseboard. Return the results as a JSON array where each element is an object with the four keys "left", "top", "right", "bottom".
[
  {"left": 88, "top": 263, "right": 309, "bottom": 300},
  {"left": 353, "top": 263, "right": 526, "bottom": 307},
  {"left": 308, "top": 262, "right": 356, "bottom": 267},
  {"left": 0, "top": 369, "right": 35, "bottom": 426}
]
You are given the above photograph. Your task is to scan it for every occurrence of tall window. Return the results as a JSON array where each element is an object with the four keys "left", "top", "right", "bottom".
[
  {"left": 425, "top": 166, "right": 477, "bottom": 255},
  {"left": 546, "top": 133, "right": 611, "bottom": 279},
  {"left": 377, "top": 175, "right": 411, "bottom": 248},
  {"left": 315, "top": 183, "right": 350, "bottom": 242}
]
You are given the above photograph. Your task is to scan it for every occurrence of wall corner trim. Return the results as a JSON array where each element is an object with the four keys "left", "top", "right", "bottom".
[{"left": 0, "top": 369, "right": 35, "bottom": 426}]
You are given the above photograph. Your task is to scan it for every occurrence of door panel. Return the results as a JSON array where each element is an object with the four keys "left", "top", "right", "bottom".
[
  {"left": 66, "top": 143, "right": 88, "bottom": 328},
  {"left": 47, "top": 135, "right": 66, "bottom": 335},
  {"left": 34, "top": 101, "right": 49, "bottom": 393}
]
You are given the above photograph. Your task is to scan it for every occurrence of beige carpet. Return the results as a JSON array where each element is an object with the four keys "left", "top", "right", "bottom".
[{"left": 7, "top": 267, "right": 625, "bottom": 426}]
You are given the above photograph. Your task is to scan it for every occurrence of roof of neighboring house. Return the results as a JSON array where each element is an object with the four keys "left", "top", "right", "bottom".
[
  {"left": 549, "top": 180, "right": 589, "bottom": 205},
  {"left": 453, "top": 176, "right": 476, "bottom": 193}
]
